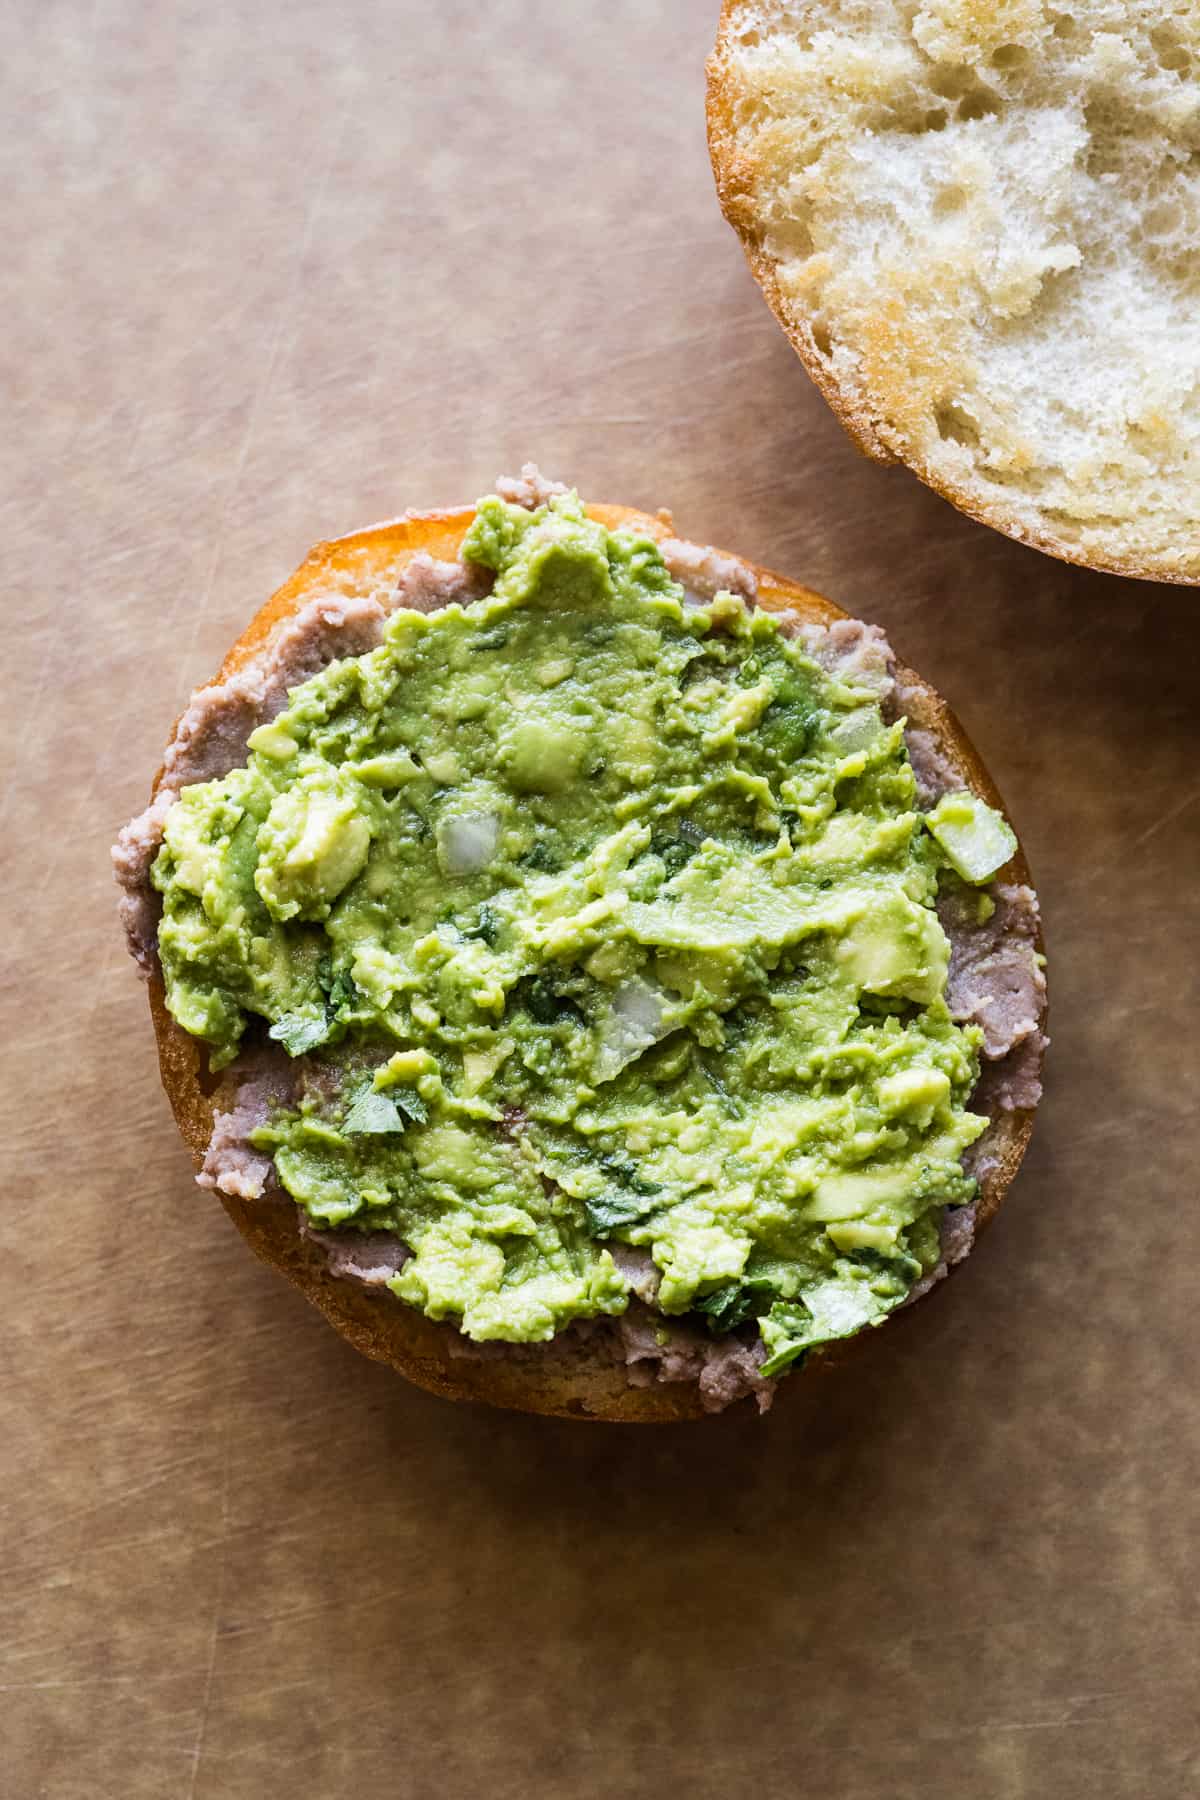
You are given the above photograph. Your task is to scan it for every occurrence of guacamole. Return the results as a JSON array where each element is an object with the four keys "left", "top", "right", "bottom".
[{"left": 151, "top": 489, "right": 1015, "bottom": 1377}]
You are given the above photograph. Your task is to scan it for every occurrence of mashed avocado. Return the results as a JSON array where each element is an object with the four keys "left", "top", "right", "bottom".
[{"left": 152, "top": 489, "right": 1014, "bottom": 1375}]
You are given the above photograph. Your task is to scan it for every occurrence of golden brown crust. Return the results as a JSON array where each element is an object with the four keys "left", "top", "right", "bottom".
[
  {"left": 144, "top": 500, "right": 1042, "bottom": 1421},
  {"left": 705, "top": 6, "right": 1199, "bottom": 587}
]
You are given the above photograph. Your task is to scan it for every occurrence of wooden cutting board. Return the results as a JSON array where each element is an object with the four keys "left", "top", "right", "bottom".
[{"left": 4, "top": 3, "right": 1197, "bottom": 1796}]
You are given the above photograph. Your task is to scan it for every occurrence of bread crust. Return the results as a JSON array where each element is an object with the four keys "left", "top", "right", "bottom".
[
  {"left": 144, "top": 501, "right": 1043, "bottom": 1420},
  {"left": 706, "top": 5, "right": 1199, "bottom": 587}
]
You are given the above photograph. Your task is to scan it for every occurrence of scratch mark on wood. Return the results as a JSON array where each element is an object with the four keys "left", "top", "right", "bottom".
[
  {"left": 1125, "top": 785, "right": 1199, "bottom": 857},
  {"left": 184, "top": 1435, "right": 229, "bottom": 1800}
]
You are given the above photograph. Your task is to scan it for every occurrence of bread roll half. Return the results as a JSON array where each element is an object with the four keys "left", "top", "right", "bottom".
[
  {"left": 117, "top": 490, "right": 1046, "bottom": 1420},
  {"left": 708, "top": 1, "right": 1200, "bottom": 582}
]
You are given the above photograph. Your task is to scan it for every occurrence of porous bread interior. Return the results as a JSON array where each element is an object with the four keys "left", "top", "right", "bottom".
[
  {"left": 708, "top": 0, "right": 1200, "bottom": 583},
  {"left": 146, "top": 502, "right": 1039, "bottom": 1422}
]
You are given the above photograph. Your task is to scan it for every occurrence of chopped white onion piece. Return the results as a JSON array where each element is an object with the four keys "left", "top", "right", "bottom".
[
  {"left": 831, "top": 707, "right": 882, "bottom": 754},
  {"left": 613, "top": 979, "right": 667, "bottom": 1035},
  {"left": 594, "top": 979, "right": 670, "bottom": 1083},
  {"left": 438, "top": 810, "right": 500, "bottom": 876}
]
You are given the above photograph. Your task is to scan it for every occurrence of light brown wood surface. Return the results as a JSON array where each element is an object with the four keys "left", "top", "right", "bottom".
[{"left": 4, "top": 4, "right": 1197, "bottom": 1797}]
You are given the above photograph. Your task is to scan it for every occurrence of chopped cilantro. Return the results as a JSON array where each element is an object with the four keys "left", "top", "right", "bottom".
[
  {"left": 463, "top": 903, "right": 500, "bottom": 947},
  {"left": 699, "top": 1061, "right": 744, "bottom": 1118},
  {"left": 269, "top": 961, "right": 359, "bottom": 1058},
  {"left": 343, "top": 1088, "right": 406, "bottom": 1136},
  {"left": 521, "top": 838, "right": 560, "bottom": 872},
  {"left": 473, "top": 625, "right": 510, "bottom": 651},
  {"left": 695, "top": 1278, "right": 778, "bottom": 1334},
  {"left": 516, "top": 977, "right": 585, "bottom": 1026},
  {"left": 583, "top": 1190, "right": 660, "bottom": 1236},
  {"left": 598, "top": 1154, "right": 663, "bottom": 1197},
  {"left": 268, "top": 1011, "right": 333, "bottom": 1056},
  {"left": 761, "top": 674, "right": 816, "bottom": 763},
  {"left": 391, "top": 1087, "right": 428, "bottom": 1125}
]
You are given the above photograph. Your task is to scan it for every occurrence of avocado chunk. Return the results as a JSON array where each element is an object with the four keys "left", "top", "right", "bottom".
[{"left": 926, "top": 790, "right": 1017, "bottom": 884}]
